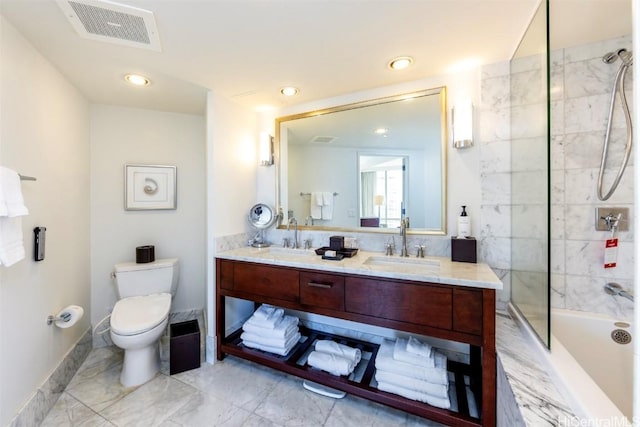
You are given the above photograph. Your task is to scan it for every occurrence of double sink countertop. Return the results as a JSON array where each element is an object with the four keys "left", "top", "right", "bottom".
[{"left": 216, "top": 246, "right": 503, "bottom": 290}]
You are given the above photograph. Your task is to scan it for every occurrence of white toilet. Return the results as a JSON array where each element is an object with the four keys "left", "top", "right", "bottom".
[{"left": 111, "top": 258, "right": 179, "bottom": 387}]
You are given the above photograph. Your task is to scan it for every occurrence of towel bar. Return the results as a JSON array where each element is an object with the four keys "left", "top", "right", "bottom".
[{"left": 300, "top": 192, "right": 338, "bottom": 197}]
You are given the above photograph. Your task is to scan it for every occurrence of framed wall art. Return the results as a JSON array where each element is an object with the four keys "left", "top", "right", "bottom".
[{"left": 125, "top": 164, "right": 177, "bottom": 210}]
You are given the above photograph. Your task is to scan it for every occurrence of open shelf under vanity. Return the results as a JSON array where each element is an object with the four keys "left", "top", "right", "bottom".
[{"left": 220, "top": 325, "right": 482, "bottom": 425}]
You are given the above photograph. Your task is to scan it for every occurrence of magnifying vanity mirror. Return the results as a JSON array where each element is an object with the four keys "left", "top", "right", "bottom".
[
  {"left": 248, "top": 203, "right": 277, "bottom": 247},
  {"left": 276, "top": 87, "right": 447, "bottom": 235}
]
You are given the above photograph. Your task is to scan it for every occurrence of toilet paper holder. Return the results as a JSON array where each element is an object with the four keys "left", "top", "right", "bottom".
[
  {"left": 46, "top": 305, "right": 84, "bottom": 327},
  {"left": 47, "top": 312, "right": 71, "bottom": 325}
]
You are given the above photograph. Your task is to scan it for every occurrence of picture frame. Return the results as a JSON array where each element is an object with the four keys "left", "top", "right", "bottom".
[{"left": 125, "top": 164, "right": 177, "bottom": 210}]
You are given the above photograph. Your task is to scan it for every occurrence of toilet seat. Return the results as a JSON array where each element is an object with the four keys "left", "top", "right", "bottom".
[{"left": 111, "top": 293, "right": 171, "bottom": 336}]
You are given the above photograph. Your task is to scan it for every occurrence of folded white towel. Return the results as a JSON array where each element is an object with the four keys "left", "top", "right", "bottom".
[
  {"left": 321, "top": 192, "right": 333, "bottom": 220},
  {"left": 375, "top": 339, "right": 448, "bottom": 385},
  {"left": 241, "top": 329, "right": 298, "bottom": 348},
  {"left": 314, "top": 340, "right": 361, "bottom": 365},
  {"left": 375, "top": 370, "right": 448, "bottom": 398},
  {"left": 0, "top": 167, "right": 29, "bottom": 217},
  {"left": 307, "top": 350, "right": 356, "bottom": 376},
  {"left": 242, "top": 332, "right": 301, "bottom": 356},
  {"left": 393, "top": 337, "right": 434, "bottom": 368},
  {"left": 406, "top": 336, "right": 433, "bottom": 358},
  {"left": 377, "top": 381, "right": 451, "bottom": 409},
  {"left": 0, "top": 216, "right": 25, "bottom": 266},
  {"left": 249, "top": 305, "right": 284, "bottom": 328},
  {"left": 243, "top": 315, "right": 299, "bottom": 338}
]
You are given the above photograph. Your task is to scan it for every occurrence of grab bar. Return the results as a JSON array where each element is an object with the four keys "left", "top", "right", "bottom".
[{"left": 604, "top": 282, "right": 634, "bottom": 302}]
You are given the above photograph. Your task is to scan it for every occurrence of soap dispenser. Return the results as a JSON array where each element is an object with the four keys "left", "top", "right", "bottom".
[{"left": 457, "top": 206, "right": 470, "bottom": 237}]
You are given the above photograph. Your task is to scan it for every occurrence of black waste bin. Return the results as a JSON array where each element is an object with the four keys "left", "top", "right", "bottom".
[{"left": 170, "top": 320, "right": 200, "bottom": 375}]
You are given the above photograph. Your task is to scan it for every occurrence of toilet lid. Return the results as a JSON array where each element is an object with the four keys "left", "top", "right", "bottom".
[{"left": 111, "top": 293, "right": 171, "bottom": 336}]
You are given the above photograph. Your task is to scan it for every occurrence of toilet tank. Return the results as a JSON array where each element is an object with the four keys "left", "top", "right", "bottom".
[{"left": 114, "top": 258, "right": 179, "bottom": 299}]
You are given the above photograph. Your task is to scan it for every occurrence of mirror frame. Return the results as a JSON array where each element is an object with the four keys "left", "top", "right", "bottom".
[{"left": 275, "top": 87, "right": 448, "bottom": 235}]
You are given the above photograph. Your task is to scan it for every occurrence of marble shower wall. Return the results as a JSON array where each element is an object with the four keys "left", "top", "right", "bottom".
[
  {"left": 551, "top": 35, "right": 634, "bottom": 320},
  {"left": 478, "top": 61, "right": 513, "bottom": 311}
]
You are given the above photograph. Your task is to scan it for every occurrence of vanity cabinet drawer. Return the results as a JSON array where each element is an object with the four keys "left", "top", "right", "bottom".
[
  {"left": 345, "top": 277, "right": 452, "bottom": 330},
  {"left": 300, "top": 272, "right": 345, "bottom": 310},
  {"left": 232, "top": 263, "right": 299, "bottom": 302}
]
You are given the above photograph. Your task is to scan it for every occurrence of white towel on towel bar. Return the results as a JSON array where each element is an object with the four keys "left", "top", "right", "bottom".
[
  {"left": 0, "top": 217, "right": 25, "bottom": 267},
  {"left": 0, "top": 167, "right": 29, "bottom": 217},
  {"left": 321, "top": 192, "right": 333, "bottom": 220},
  {"left": 310, "top": 192, "right": 323, "bottom": 219}
]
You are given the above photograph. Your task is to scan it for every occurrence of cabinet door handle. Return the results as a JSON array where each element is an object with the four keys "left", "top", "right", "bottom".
[{"left": 308, "top": 282, "right": 333, "bottom": 289}]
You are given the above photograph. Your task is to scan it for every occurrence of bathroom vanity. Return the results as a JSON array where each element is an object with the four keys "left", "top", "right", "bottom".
[{"left": 215, "top": 248, "right": 502, "bottom": 427}]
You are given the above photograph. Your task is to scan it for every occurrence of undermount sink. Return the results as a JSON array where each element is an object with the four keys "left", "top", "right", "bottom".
[{"left": 364, "top": 255, "right": 440, "bottom": 271}]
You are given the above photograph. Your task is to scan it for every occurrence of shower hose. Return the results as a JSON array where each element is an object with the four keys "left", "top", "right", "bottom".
[{"left": 597, "top": 56, "right": 633, "bottom": 201}]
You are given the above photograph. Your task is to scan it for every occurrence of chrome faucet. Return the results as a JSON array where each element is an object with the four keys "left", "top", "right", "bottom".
[
  {"left": 604, "top": 282, "right": 634, "bottom": 302},
  {"left": 399, "top": 217, "right": 410, "bottom": 257},
  {"left": 287, "top": 217, "right": 299, "bottom": 249}
]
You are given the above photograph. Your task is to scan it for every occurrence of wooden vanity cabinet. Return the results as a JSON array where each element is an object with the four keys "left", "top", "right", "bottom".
[{"left": 216, "top": 258, "right": 496, "bottom": 427}]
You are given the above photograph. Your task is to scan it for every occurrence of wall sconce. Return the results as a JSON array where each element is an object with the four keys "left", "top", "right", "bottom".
[
  {"left": 452, "top": 100, "right": 474, "bottom": 149},
  {"left": 259, "top": 132, "right": 274, "bottom": 166},
  {"left": 374, "top": 194, "right": 384, "bottom": 219}
]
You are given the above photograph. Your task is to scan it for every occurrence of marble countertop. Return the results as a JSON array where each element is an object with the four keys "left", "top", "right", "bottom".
[{"left": 216, "top": 246, "right": 503, "bottom": 290}]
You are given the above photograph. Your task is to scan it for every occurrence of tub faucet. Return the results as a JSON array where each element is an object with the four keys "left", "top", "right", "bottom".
[
  {"left": 399, "top": 217, "right": 410, "bottom": 257},
  {"left": 287, "top": 217, "right": 299, "bottom": 249},
  {"left": 604, "top": 282, "right": 634, "bottom": 302}
]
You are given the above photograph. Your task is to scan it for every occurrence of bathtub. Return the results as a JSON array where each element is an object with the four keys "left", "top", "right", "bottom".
[{"left": 548, "top": 309, "right": 633, "bottom": 423}]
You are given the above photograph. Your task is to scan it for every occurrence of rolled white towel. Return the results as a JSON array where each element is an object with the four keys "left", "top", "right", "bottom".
[
  {"left": 375, "top": 370, "right": 448, "bottom": 398},
  {"left": 307, "top": 350, "right": 356, "bottom": 376},
  {"left": 406, "top": 336, "right": 433, "bottom": 357},
  {"left": 314, "top": 340, "right": 361, "bottom": 365},
  {"left": 242, "top": 332, "right": 301, "bottom": 356},
  {"left": 393, "top": 337, "right": 434, "bottom": 368},
  {"left": 243, "top": 315, "right": 298, "bottom": 338},
  {"left": 377, "top": 381, "right": 451, "bottom": 410},
  {"left": 375, "top": 339, "right": 448, "bottom": 385}
]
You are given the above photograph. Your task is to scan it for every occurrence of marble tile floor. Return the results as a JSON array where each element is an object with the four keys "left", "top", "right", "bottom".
[{"left": 42, "top": 346, "right": 445, "bottom": 426}]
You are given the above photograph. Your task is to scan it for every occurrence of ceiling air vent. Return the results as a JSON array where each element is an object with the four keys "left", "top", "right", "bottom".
[
  {"left": 309, "top": 136, "right": 337, "bottom": 144},
  {"left": 56, "top": 0, "right": 161, "bottom": 51}
]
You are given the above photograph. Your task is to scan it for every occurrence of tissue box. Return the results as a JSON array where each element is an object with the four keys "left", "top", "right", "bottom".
[
  {"left": 451, "top": 237, "right": 477, "bottom": 263},
  {"left": 329, "top": 236, "right": 344, "bottom": 250}
]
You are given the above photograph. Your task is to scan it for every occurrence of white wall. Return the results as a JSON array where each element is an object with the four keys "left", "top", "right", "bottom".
[
  {"left": 90, "top": 105, "right": 206, "bottom": 324},
  {"left": 0, "top": 16, "right": 90, "bottom": 425},
  {"left": 207, "top": 91, "right": 258, "bottom": 360}
]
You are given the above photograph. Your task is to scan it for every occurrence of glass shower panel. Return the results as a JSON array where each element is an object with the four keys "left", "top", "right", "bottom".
[{"left": 510, "top": 0, "right": 550, "bottom": 347}]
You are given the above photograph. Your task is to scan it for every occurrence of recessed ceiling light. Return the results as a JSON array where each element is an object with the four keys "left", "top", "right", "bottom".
[
  {"left": 374, "top": 127, "right": 389, "bottom": 135},
  {"left": 388, "top": 56, "right": 414, "bottom": 70},
  {"left": 280, "top": 86, "right": 299, "bottom": 96},
  {"left": 124, "top": 74, "right": 150, "bottom": 86}
]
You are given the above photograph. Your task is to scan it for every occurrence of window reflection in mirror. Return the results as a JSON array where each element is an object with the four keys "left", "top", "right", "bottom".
[{"left": 359, "top": 155, "right": 407, "bottom": 229}]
